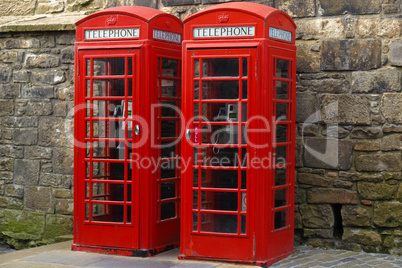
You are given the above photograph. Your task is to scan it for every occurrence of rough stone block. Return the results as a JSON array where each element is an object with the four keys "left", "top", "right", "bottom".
[
  {"left": 53, "top": 148, "right": 74, "bottom": 175},
  {"left": 307, "top": 188, "right": 358, "bottom": 204},
  {"left": 357, "top": 182, "right": 398, "bottom": 200},
  {"left": 276, "top": 0, "right": 315, "bottom": 18},
  {"left": 350, "top": 127, "right": 383, "bottom": 139},
  {"left": 352, "top": 68, "right": 401, "bottom": 93},
  {"left": 0, "top": 180, "right": 4, "bottom": 195},
  {"left": 66, "top": 0, "right": 103, "bottom": 12},
  {"left": 162, "top": 0, "right": 201, "bottom": 6},
  {"left": 24, "top": 186, "right": 54, "bottom": 213},
  {"left": 5, "top": 184, "right": 24, "bottom": 199},
  {"left": 298, "top": 173, "right": 331, "bottom": 187},
  {"left": 390, "top": 40, "right": 402, "bottom": 66},
  {"left": 53, "top": 188, "right": 72, "bottom": 198},
  {"left": 0, "top": 172, "right": 13, "bottom": 184},
  {"left": 25, "top": 54, "right": 60, "bottom": 68},
  {"left": 55, "top": 33, "right": 75, "bottom": 45},
  {"left": 354, "top": 141, "right": 380, "bottom": 151},
  {"left": 13, "top": 159, "right": 40, "bottom": 185},
  {"left": 31, "top": 70, "right": 66, "bottom": 85},
  {"left": 26, "top": 101, "right": 53, "bottom": 116},
  {"left": 60, "top": 49, "right": 74, "bottom": 65},
  {"left": 0, "top": 84, "right": 20, "bottom": 99},
  {"left": 296, "top": 18, "right": 344, "bottom": 40},
  {"left": 0, "top": 100, "right": 14, "bottom": 116},
  {"left": 53, "top": 101, "right": 67, "bottom": 117},
  {"left": 0, "top": 209, "right": 45, "bottom": 235},
  {"left": 0, "top": 158, "right": 13, "bottom": 172},
  {"left": 0, "top": 67, "right": 12, "bottom": 83},
  {"left": 44, "top": 214, "right": 73, "bottom": 239},
  {"left": 40, "top": 173, "right": 71, "bottom": 188},
  {"left": 343, "top": 228, "right": 382, "bottom": 246},
  {"left": 3, "top": 38, "right": 40, "bottom": 49},
  {"left": 318, "top": 0, "right": 381, "bottom": 15},
  {"left": 303, "top": 138, "right": 354, "bottom": 170},
  {"left": 13, "top": 128, "right": 38, "bottom": 145},
  {"left": 3, "top": 116, "right": 38, "bottom": 128},
  {"left": 55, "top": 199, "right": 73, "bottom": 215},
  {"left": 321, "top": 39, "right": 381, "bottom": 71},
  {"left": 22, "top": 86, "right": 54, "bottom": 98},
  {"left": 0, "top": 51, "right": 24, "bottom": 63},
  {"left": 355, "top": 152, "right": 401, "bottom": 172},
  {"left": 0, "top": 0, "right": 36, "bottom": 16},
  {"left": 382, "top": 93, "right": 402, "bottom": 123},
  {"left": 0, "top": 196, "right": 23, "bottom": 209},
  {"left": 25, "top": 147, "right": 52, "bottom": 160},
  {"left": 300, "top": 75, "right": 350, "bottom": 94},
  {"left": 374, "top": 201, "right": 402, "bottom": 227},
  {"left": 304, "top": 228, "right": 333, "bottom": 239},
  {"left": 35, "top": 0, "right": 65, "bottom": 14},
  {"left": 299, "top": 204, "right": 334, "bottom": 228},
  {"left": 296, "top": 42, "right": 321, "bottom": 73},
  {"left": 383, "top": 124, "right": 402, "bottom": 133},
  {"left": 381, "top": 134, "right": 402, "bottom": 151},
  {"left": 320, "top": 94, "right": 371, "bottom": 125},
  {"left": 296, "top": 93, "right": 320, "bottom": 123},
  {"left": 0, "top": 145, "right": 24, "bottom": 158}
]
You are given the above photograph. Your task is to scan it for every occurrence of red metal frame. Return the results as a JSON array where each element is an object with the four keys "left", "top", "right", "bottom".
[
  {"left": 180, "top": 3, "right": 296, "bottom": 266},
  {"left": 73, "top": 6, "right": 183, "bottom": 256}
]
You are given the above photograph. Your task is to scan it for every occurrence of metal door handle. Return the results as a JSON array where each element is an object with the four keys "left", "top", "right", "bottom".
[
  {"left": 186, "top": 129, "right": 191, "bottom": 140},
  {"left": 135, "top": 125, "right": 140, "bottom": 136}
]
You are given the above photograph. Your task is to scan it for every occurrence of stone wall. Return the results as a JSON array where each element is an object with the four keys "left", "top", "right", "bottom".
[
  {"left": 0, "top": 0, "right": 401, "bottom": 255},
  {"left": 0, "top": 31, "right": 75, "bottom": 248}
]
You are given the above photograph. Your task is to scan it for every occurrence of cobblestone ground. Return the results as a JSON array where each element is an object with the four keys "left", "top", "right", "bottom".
[{"left": 271, "top": 246, "right": 402, "bottom": 268}]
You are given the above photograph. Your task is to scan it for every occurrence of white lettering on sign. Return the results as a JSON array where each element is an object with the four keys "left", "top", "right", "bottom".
[
  {"left": 153, "top": 29, "right": 182, "bottom": 43},
  {"left": 193, "top": 26, "right": 255, "bottom": 38},
  {"left": 269, "top": 27, "right": 292, "bottom": 42},
  {"left": 85, "top": 28, "right": 140, "bottom": 40}
]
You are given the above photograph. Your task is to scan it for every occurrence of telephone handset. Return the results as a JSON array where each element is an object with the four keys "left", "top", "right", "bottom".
[{"left": 212, "top": 104, "right": 238, "bottom": 154}]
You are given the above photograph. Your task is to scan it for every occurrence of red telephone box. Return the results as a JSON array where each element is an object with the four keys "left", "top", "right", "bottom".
[
  {"left": 73, "top": 6, "right": 183, "bottom": 256},
  {"left": 180, "top": 3, "right": 296, "bottom": 266}
]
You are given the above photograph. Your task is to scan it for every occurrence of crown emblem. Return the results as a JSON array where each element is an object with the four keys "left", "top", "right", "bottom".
[
  {"left": 106, "top": 16, "right": 117, "bottom": 26},
  {"left": 218, "top": 13, "right": 229, "bottom": 23},
  {"left": 166, "top": 20, "right": 171, "bottom": 28}
]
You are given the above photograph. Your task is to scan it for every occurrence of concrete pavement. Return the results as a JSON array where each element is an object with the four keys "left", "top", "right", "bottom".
[{"left": 0, "top": 241, "right": 401, "bottom": 267}]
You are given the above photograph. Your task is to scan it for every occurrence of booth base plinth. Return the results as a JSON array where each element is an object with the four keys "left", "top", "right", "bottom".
[
  {"left": 178, "top": 249, "right": 294, "bottom": 267},
  {"left": 72, "top": 242, "right": 178, "bottom": 258}
]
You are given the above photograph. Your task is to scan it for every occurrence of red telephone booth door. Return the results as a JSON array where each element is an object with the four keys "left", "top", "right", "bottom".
[
  {"left": 182, "top": 47, "right": 257, "bottom": 261},
  {"left": 76, "top": 48, "right": 141, "bottom": 249}
]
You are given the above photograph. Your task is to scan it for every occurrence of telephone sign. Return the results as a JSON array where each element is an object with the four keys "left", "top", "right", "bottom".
[{"left": 180, "top": 3, "right": 296, "bottom": 266}]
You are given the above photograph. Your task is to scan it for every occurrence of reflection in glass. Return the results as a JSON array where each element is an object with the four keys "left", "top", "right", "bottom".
[
  {"left": 202, "top": 58, "right": 239, "bottom": 77},
  {"left": 275, "top": 167, "right": 287, "bottom": 186},
  {"left": 275, "top": 146, "right": 287, "bottom": 166},
  {"left": 161, "top": 80, "right": 177, "bottom": 97},
  {"left": 194, "top": 59, "right": 199, "bottom": 78},
  {"left": 93, "top": 58, "right": 125, "bottom": 76},
  {"left": 92, "top": 79, "right": 126, "bottom": 97},
  {"left": 200, "top": 213, "right": 237, "bottom": 234},
  {"left": 276, "top": 81, "right": 289, "bottom": 100},
  {"left": 275, "top": 188, "right": 287, "bottom": 208},
  {"left": 276, "top": 102, "right": 289, "bottom": 122},
  {"left": 276, "top": 59, "right": 289, "bottom": 79},
  {"left": 161, "top": 202, "right": 176, "bottom": 220},
  {"left": 276, "top": 124, "right": 288, "bottom": 143},
  {"left": 202, "top": 103, "right": 238, "bottom": 122},
  {"left": 161, "top": 59, "right": 178, "bottom": 77},
  {"left": 202, "top": 81, "right": 239, "bottom": 99},
  {"left": 274, "top": 209, "right": 287, "bottom": 230}
]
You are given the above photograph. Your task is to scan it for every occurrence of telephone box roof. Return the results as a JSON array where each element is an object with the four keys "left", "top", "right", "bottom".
[{"left": 184, "top": 2, "right": 296, "bottom": 28}]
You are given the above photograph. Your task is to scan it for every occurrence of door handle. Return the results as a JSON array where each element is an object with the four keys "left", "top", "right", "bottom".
[
  {"left": 135, "top": 125, "right": 140, "bottom": 136},
  {"left": 186, "top": 129, "right": 191, "bottom": 140}
]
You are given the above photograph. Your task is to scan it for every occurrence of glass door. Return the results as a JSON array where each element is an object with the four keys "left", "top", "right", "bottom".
[
  {"left": 182, "top": 48, "right": 256, "bottom": 260},
  {"left": 76, "top": 49, "right": 140, "bottom": 248}
]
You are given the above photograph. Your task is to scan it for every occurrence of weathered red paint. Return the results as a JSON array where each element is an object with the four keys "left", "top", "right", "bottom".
[
  {"left": 180, "top": 3, "right": 296, "bottom": 266},
  {"left": 73, "top": 6, "right": 183, "bottom": 256}
]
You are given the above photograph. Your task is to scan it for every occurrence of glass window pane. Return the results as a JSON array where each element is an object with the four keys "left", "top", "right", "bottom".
[
  {"left": 202, "top": 81, "right": 239, "bottom": 100},
  {"left": 275, "top": 167, "right": 287, "bottom": 186},
  {"left": 242, "top": 58, "right": 248, "bottom": 77},
  {"left": 86, "top": 59, "right": 91, "bottom": 76},
  {"left": 200, "top": 191, "right": 238, "bottom": 211},
  {"left": 276, "top": 59, "right": 289, "bottom": 79},
  {"left": 194, "top": 102, "right": 199, "bottom": 119},
  {"left": 161, "top": 120, "right": 177, "bottom": 138},
  {"left": 161, "top": 79, "right": 177, "bottom": 97},
  {"left": 194, "top": 81, "right": 199, "bottom": 100},
  {"left": 161, "top": 202, "right": 176, "bottom": 220},
  {"left": 202, "top": 103, "right": 238, "bottom": 122},
  {"left": 161, "top": 141, "right": 176, "bottom": 158},
  {"left": 161, "top": 181, "right": 176, "bottom": 200},
  {"left": 202, "top": 124, "right": 239, "bottom": 145},
  {"left": 241, "top": 215, "right": 246, "bottom": 234},
  {"left": 127, "top": 57, "right": 132, "bottom": 76},
  {"left": 86, "top": 80, "right": 90, "bottom": 97},
  {"left": 276, "top": 103, "right": 289, "bottom": 122},
  {"left": 194, "top": 59, "right": 199, "bottom": 78},
  {"left": 92, "top": 100, "right": 122, "bottom": 118},
  {"left": 242, "top": 80, "right": 248, "bottom": 100},
  {"left": 276, "top": 81, "right": 289, "bottom": 100},
  {"left": 274, "top": 209, "right": 288, "bottom": 230},
  {"left": 93, "top": 58, "right": 125, "bottom": 76},
  {"left": 161, "top": 101, "right": 178, "bottom": 118},
  {"left": 202, "top": 58, "right": 239, "bottom": 77},
  {"left": 92, "top": 79, "right": 126, "bottom": 97},
  {"left": 276, "top": 124, "right": 288, "bottom": 143},
  {"left": 193, "top": 190, "right": 198, "bottom": 209},
  {"left": 161, "top": 161, "right": 176, "bottom": 179},
  {"left": 200, "top": 213, "right": 237, "bottom": 234},
  {"left": 275, "top": 188, "right": 287, "bottom": 208},
  {"left": 161, "top": 59, "right": 178, "bottom": 77},
  {"left": 92, "top": 204, "right": 125, "bottom": 223},
  {"left": 198, "top": 147, "right": 240, "bottom": 167},
  {"left": 193, "top": 212, "right": 198, "bottom": 231},
  {"left": 199, "top": 169, "right": 238, "bottom": 189},
  {"left": 275, "top": 146, "right": 287, "bottom": 166}
]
